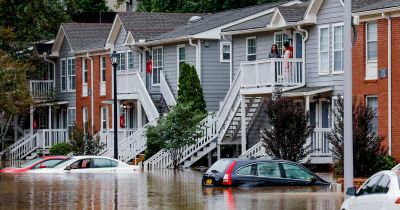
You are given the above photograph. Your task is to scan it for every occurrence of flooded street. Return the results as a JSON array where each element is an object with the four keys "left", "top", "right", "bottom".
[{"left": 0, "top": 167, "right": 343, "bottom": 210}]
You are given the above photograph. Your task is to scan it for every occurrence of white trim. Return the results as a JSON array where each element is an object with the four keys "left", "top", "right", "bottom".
[
  {"left": 127, "top": 50, "right": 135, "bottom": 71},
  {"left": 331, "top": 22, "right": 344, "bottom": 74},
  {"left": 67, "top": 107, "right": 76, "bottom": 129},
  {"left": 100, "top": 56, "right": 107, "bottom": 96},
  {"left": 220, "top": 42, "right": 231, "bottom": 63},
  {"left": 82, "top": 58, "right": 88, "bottom": 97},
  {"left": 318, "top": 25, "right": 330, "bottom": 75},
  {"left": 82, "top": 107, "right": 89, "bottom": 127},
  {"left": 152, "top": 46, "right": 163, "bottom": 86},
  {"left": 176, "top": 44, "right": 186, "bottom": 85},
  {"left": 101, "top": 106, "right": 108, "bottom": 131},
  {"left": 60, "top": 58, "right": 67, "bottom": 92},
  {"left": 365, "top": 21, "right": 378, "bottom": 80},
  {"left": 106, "top": 15, "right": 124, "bottom": 50},
  {"left": 246, "top": 36, "right": 257, "bottom": 61},
  {"left": 66, "top": 57, "right": 76, "bottom": 92}
]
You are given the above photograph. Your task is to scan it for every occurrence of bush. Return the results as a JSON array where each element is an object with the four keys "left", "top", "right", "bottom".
[
  {"left": 374, "top": 155, "right": 397, "bottom": 172},
  {"left": 49, "top": 143, "right": 72, "bottom": 156}
]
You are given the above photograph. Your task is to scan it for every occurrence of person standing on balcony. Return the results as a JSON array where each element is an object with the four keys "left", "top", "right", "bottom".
[
  {"left": 283, "top": 42, "right": 292, "bottom": 84},
  {"left": 268, "top": 44, "right": 281, "bottom": 58}
]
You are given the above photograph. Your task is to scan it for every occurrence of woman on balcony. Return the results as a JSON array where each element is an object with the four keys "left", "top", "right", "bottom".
[
  {"left": 268, "top": 44, "right": 281, "bottom": 58},
  {"left": 283, "top": 42, "right": 292, "bottom": 85}
]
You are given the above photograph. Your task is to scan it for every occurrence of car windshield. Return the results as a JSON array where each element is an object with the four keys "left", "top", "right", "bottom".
[
  {"left": 51, "top": 158, "right": 74, "bottom": 169},
  {"left": 206, "top": 159, "right": 232, "bottom": 174},
  {"left": 18, "top": 158, "right": 43, "bottom": 168}
]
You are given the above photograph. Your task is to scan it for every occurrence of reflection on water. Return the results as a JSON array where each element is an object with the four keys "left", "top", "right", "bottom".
[{"left": 0, "top": 169, "right": 343, "bottom": 210}]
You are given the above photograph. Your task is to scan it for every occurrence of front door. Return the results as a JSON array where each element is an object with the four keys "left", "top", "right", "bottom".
[{"left": 295, "top": 33, "right": 303, "bottom": 58}]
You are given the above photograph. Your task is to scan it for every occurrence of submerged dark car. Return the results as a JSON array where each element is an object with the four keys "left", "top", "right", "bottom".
[{"left": 202, "top": 158, "right": 330, "bottom": 187}]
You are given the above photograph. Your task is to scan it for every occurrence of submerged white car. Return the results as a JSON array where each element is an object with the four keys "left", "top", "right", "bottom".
[
  {"left": 340, "top": 170, "right": 400, "bottom": 210},
  {"left": 28, "top": 156, "right": 139, "bottom": 173}
]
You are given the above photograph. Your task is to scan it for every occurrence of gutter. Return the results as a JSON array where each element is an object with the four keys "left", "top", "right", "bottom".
[
  {"left": 43, "top": 53, "right": 56, "bottom": 88},
  {"left": 189, "top": 37, "right": 202, "bottom": 83},
  {"left": 383, "top": 12, "right": 392, "bottom": 155},
  {"left": 297, "top": 25, "right": 309, "bottom": 87},
  {"left": 353, "top": 6, "right": 400, "bottom": 16},
  {"left": 86, "top": 52, "right": 94, "bottom": 135}
]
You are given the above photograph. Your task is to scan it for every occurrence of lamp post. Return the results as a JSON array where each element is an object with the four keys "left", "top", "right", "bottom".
[{"left": 111, "top": 51, "right": 119, "bottom": 160}]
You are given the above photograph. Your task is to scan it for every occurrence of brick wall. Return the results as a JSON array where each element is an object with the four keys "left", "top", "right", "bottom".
[
  {"left": 391, "top": 17, "right": 400, "bottom": 160},
  {"left": 76, "top": 54, "right": 113, "bottom": 132}
]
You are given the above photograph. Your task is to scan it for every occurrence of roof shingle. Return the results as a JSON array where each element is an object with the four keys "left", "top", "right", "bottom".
[{"left": 353, "top": 0, "right": 400, "bottom": 12}]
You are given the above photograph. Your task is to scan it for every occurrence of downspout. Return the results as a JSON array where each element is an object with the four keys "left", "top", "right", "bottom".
[
  {"left": 43, "top": 53, "right": 56, "bottom": 88},
  {"left": 383, "top": 13, "right": 392, "bottom": 155},
  {"left": 87, "top": 52, "right": 94, "bottom": 135},
  {"left": 189, "top": 37, "right": 201, "bottom": 83},
  {"left": 297, "top": 25, "right": 309, "bottom": 87}
]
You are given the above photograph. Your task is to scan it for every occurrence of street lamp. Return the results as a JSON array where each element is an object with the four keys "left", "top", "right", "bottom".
[{"left": 111, "top": 51, "right": 119, "bottom": 160}]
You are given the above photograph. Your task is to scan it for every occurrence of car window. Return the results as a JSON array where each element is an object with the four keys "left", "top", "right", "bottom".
[
  {"left": 281, "top": 163, "right": 313, "bottom": 180},
  {"left": 358, "top": 174, "right": 382, "bottom": 195},
  {"left": 93, "top": 158, "right": 114, "bottom": 168},
  {"left": 70, "top": 159, "right": 92, "bottom": 169},
  {"left": 257, "top": 162, "right": 282, "bottom": 178},
  {"left": 33, "top": 159, "right": 63, "bottom": 169},
  {"left": 206, "top": 159, "right": 232, "bottom": 174},
  {"left": 111, "top": 160, "right": 118, "bottom": 167},
  {"left": 236, "top": 165, "right": 252, "bottom": 175},
  {"left": 375, "top": 175, "right": 390, "bottom": 193},
  {"left": 18, "top": 158, "right": 43, "bottom": 168}
]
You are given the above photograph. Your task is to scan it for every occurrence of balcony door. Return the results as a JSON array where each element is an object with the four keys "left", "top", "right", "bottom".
[
  {"left": 294, "top": 33, "right": 303, "bottom": 58},
  {"left": 309, "top": 99, "right": 331, "bottom": 129}
]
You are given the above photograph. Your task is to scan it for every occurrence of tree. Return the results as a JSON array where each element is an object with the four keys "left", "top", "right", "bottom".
[
  {"left": 145, "top": 102, "right": 206, "bottom": 168},
  {"left": 329, "top": 95, "right": 393, "bottom": 177},
  {"left": 260, "top": 89, "right": 314, "bottom": 162},
  {"left": 69, "top": 126, "right": 105, "bottom": 155},
  {"left": 75, "top": 0, "right": 109, "bottom": 12},
  {"left": 177, "top": 63, "right": 207, "bottom": 114}
]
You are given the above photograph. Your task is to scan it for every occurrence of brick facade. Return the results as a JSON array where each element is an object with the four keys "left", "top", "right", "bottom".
[
  {"left": 75, "top": 54, "right": 113, "bottom": 132},
  {"left": 353, "top": 17, "right": 400, "bottom": 160}
]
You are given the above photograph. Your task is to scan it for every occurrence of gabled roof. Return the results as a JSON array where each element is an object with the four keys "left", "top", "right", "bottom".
[
  {"left": 353, "top": 0, "right": 400, "bottom": 13},
  {"left": 150, "top": 1, "right": 292, "bottom": 42},
  {"left": 222, "top": 14, "right": 273, "bottom": 32},
  {"left": 52, "top": 23, "right": 112, "bottom": 56},
  {"left": 277, "top": 4, "right": 309, "bottom": 22}
]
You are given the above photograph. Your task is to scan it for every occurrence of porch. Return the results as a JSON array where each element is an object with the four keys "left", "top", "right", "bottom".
[{"left": 29, "top": 80, "right": 55, "bottom": 101}]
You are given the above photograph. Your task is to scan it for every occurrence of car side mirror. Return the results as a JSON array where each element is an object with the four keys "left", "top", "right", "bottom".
[
  {"left": 64, "top": 165, "right": 71, "bottom": 170},
  {"left": 346, "top": 187, "right": 357, "bottom": 196},
  {"left": 39, "top": 165, "right": 46, "bottom": 169}
]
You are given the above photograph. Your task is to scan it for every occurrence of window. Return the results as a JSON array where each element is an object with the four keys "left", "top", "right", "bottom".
[
  {"left": 61, "top": 59, "right": 67, "bottom": 92},
  {"left": 152, "top": 47, "right": 163, "bottom": 85},
  {"left": 100, "top": 57, "right": 106, "bottom": 82},
  {"left": 70, "top": 159, "right": 92, "bottom": 169},
  {"left": 82, "top": 58, "right": 88, "bottom": 84},
  {"left": 366, "top": 96, "right": 378, "bottom": 135},
  {"left": 220, "top": 42, "right": 231, "bottom": 62},
  {"left": 375, "top": 175, "right": 390, "bottom": 193},
  {"left": 366, "top": 22, "right": 378, "bottom": 80},
  {"left": 257, "top": 162, "right": 281, "bottom": 178},
  {"left": 82, "top": 107, "right": 88, "bottom": 129},
  {"left": 67, "top": 58, "right": 76, "bottom": 91},
  {"left": 33, "top": 159, "right": 63, "bottom": 169},
  {"left": 274, "top": 32, "right": 290, "bottom": 56},
  {"left": 236, "top": 165, "right": 252, "bottom": 175},
  {"left": 101, "top": 107, "right": 108, "bottom": 131},
  {"left": 177, "top": 45, "right": 185, "bottom": 79},
  {"left": 246, "top": 37, "right": 256, "bottom": 61},
  {"left": 332, "top": 23, "right": 344, "bottom": 72},
  {"left": 116, "top": 52, "right": 126, "bottom": 71},
  {"left": 358, "top": 174, "right": 382, "bottom": 195},
  {"left": 67, "top": 107, "right": 76, "bottom": 130},
  {"left": 206, "top": 159, "right": 232, "bottom": 174},
  {"left": 282, "top": 163, "right": 313, "bottom": 180},
  {"left": 93, "top": 158, "right": 117, "bottom": 168},
  {"left": 127, "top": 51, "right": 134, "bottom": 70},
  {"left": 319, "top": 25, "right": 330, "bottom": 75}
]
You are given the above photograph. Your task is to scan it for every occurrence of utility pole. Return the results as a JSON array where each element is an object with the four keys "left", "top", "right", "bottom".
[{"left": 111, "top": 51, "right": 119, "bottom": 160}]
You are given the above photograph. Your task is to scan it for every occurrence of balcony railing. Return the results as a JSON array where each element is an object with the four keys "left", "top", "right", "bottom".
[
  {"left": 29, "top": 80, "right": 54, "bottom": 100},
  {"left": 240, "top": 58, "right": 304, "bottom": 88}
]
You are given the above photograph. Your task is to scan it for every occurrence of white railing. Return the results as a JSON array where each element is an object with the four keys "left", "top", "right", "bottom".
[
  {"left": 9, "top": 133, "right": 39, "bottom": 161},
  {"left": 144, "top": 113, "right": 218, "bottom": 169},
  {"left": 239, "top": 141, "right": 265, "bottom": 158},
  {"left": 217, "top": 70, "right": 242, "bottom": 133},
  {"left": 241, "top": 58, "right": 304, "bottom": 88},
  {"left": 133, "top": 73, "right": 159, "bottom": 121},
  {"left": 118, "top": 127, "right": 147, "bottom": 162},
  {"left": 160, "top": 71, "right": 176, "bottom": 107},
  {"left": 29, "top": 80, "right": 54, "bottom": 100},
  {"left": 37, "top": 129, "right": 69, "bottom": 149},
  {"left": 96, "top": 128, "right": 139, "bottom": 156},
  {"left": 310, "top": 128, "right": 331, "bottom": 156}
]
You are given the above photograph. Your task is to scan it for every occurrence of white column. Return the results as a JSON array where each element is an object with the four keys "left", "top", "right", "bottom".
[
  {"left": 240, "top": 95, "right": 247, "bottom": 154},
  {"left": 49, "top": 105, "right": 52, "bottom": 146},
  {"left": 305, "top": 95, "right": 310, "bottom": 112},
  {"left": 137, "top": 100, "right": 142, "bottom": 128},
  {"left": 30, "top": 106, "right": 34, "bottom": 134}
]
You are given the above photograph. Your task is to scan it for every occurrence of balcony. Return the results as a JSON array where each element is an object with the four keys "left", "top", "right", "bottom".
[
  {"left": 240, "top": 58, "right": 304, "bottom": 94},
  {"left": 29, "top": 80, "right": 55, "bottom": 101}
]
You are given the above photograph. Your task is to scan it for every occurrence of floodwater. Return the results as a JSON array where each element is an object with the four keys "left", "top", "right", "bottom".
[{"left": 0, "top": 165, "right": 344, "bottom": 210}]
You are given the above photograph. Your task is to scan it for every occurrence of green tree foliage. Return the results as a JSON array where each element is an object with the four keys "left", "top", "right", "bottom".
[
  {"left": 145, "top": 102, "right": 206, "bottom": 168},
  {"left": 137, "top": 0, "right": 279, "bottom": 12},
  {"left": 260, "top": 89, "right": 314, "bottom": 162},
  {"left": 329, "top": 95, "right": 394, "bottom": 177},
  {"left": 75, "top": 0, "right": 109, "bottom": 12},
  {"left": 69, "top": 126, "right": 105, "bottom": 155},
  {"left": 50, "top": 143, "right": 73, "bottom": 156},
  {"left": 177, "top": 63, "right": 207, "bottom": 114}
]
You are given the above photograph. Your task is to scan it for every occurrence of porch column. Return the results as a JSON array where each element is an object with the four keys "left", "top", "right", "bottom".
[
  {"left": 49, "top": 105, "right": 52, "bottom": 147},
  {"left": 30, "top": 106, "right": 34, "bottom": 134},
  {"left": 305, "top": 95, "right": 310, "bottom": 112},
  {"left": 137, "top": 100, "right": 142, "bottom": 128},
  {"left": 240, "top": 95, "right": 247, "bottom": 154}
]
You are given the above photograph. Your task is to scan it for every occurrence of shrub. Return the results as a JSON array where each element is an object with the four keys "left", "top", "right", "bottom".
[
  {"left": 49, "top": 143, "right": 72, "bottom": 156},
  {"left": 374, "top": 155, "right": 397, "bottom": 172}
]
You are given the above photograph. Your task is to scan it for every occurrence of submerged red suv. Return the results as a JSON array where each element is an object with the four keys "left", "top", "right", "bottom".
[
  {"left": 0, "top": 156, "right": 67, "bottom": 173},
  {"left": 202, "top": 158, "right": 329, "bottom": 187}
]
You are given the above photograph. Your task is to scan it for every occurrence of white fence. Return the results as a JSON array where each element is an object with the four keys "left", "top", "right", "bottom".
[{"left": 29, "top": 80, "right": 54, "bottom": 100}]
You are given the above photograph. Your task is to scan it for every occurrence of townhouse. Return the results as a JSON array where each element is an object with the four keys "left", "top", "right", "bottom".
[{"left": 353, "top": 1, "right": 400, "bottom": 161}]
